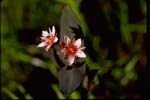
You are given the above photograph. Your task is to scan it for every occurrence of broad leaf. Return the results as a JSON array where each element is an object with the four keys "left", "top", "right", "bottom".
[
  {"left": 59, "top": 63, "right": 86, "bottom": 97},
  {"left": 60, "top": 6, "right": 80, "bottom": 41}
]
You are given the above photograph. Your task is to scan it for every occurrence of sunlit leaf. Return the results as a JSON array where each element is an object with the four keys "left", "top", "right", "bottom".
[
  {"left": 2, "top": 87, "right": 19, "bottom": 99},
  {"left": 51, "top": 84, "right": 65, "bottom": 99},
  {"left": 69, "top": 90, "right": 81, "bottom": 99}
]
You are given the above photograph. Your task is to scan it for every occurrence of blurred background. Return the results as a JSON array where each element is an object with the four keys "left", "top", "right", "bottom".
[{"left": 1, "top": 0, "right": 147, "bottom": 99}]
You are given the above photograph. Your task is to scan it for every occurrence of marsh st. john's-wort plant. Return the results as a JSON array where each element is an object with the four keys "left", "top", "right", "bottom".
[{"left": 37, "top": 25, "right": 86, "bottom": 96}]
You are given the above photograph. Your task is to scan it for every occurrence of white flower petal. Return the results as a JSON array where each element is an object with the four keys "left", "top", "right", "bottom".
[
  {"left": 45, "top": 45, "right": 51, "bottom": 51},
  {"left": 76, "top": 51, "right": 86, "bottom": 58},
  {"left": 67, "top": 56, "right": 75, "bottom": 66},
  {"left": 54, "top": 37, "right": 58, "bottom": 43},
  {"left": 49, "top": 27, "right": 52, "bottom": 34},
  {"left": 42, "top": 31, "right": 49, "bottom": 37},
  {"left": 64, "top": 35, "right": 70, "bottom": 45},
  {"left": 40, "top": 37, "right": 46, "bottom": 40},
  {"left": 51, "top": 26, "right": 56, "bottom": 35},
  {"left": 37, "top": 42, "right": 47, "bottom": 47},
  {"left": 74, "top": 39, "right": 81, "bottom": 48}
]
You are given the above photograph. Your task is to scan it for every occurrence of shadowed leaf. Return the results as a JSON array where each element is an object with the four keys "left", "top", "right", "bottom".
[
  {"left": 60, "top": 6, "right": 80, "bottom": 41},
  {"left": 59, "top": 63, "right": 86, "bottom": 97},
  {"left": 70, "top": 26, "right": 84, "bottom": 39}
]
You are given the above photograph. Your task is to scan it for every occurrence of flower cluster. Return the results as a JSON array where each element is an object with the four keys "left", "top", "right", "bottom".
[
  {"left": 37, "top": 26, "right": 86, "bottom": 66},
  {"left": 37, "top": 26, "right": 58, "bottom": 51}
]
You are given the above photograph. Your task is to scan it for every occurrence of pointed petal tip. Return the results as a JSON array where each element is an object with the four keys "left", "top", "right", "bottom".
[
  {"left": 76, "top": 51, "right": 86, "bottom": 58},
  {"left": 51, "top": 25, "right": 56, "bottom": 35},
  {"left": 54, "top": 37, "right": 58, "bottom": 42},
  {"left": 49, "top": 27, "right": 52, "bottom": 34},
  {"left": 37, "top": 42, "right": 46, "bottom": 47},
  {"left": 42, "top": 31, "right": 49, "bottom": 37},
  {"left": 74, "top": 38, "right": 81, "bottom": 47},
  {"left": 64, "top": 35, "right": 70, "bottom": 45},
  {"left": 68, "top": 56, "right": 75, "bottom": 66}
]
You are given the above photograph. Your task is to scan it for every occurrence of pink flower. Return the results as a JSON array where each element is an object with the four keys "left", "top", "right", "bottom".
[
  {"left": 37, "top": 26, "right": 58, "bottom": 51},
  {"left": 60, "top": 36, "right": 86, "bottom": 66}
]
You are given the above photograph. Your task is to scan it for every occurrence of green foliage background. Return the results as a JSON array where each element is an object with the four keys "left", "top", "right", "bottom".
[{"left": 1, "top": 0, "right": 146, "bottom": 99}]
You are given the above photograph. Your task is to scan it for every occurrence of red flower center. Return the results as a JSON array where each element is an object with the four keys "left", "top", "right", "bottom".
[{"left": 65, "top": 44, "right": 78, "bottom": 55}]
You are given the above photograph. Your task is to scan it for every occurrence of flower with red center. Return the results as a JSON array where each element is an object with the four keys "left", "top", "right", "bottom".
[
  {"left": 37, "top": 26, "right": 58, "bottom": 51},
  {"left": 60, "top": 36, "right": 86, "bottom": 66}
]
